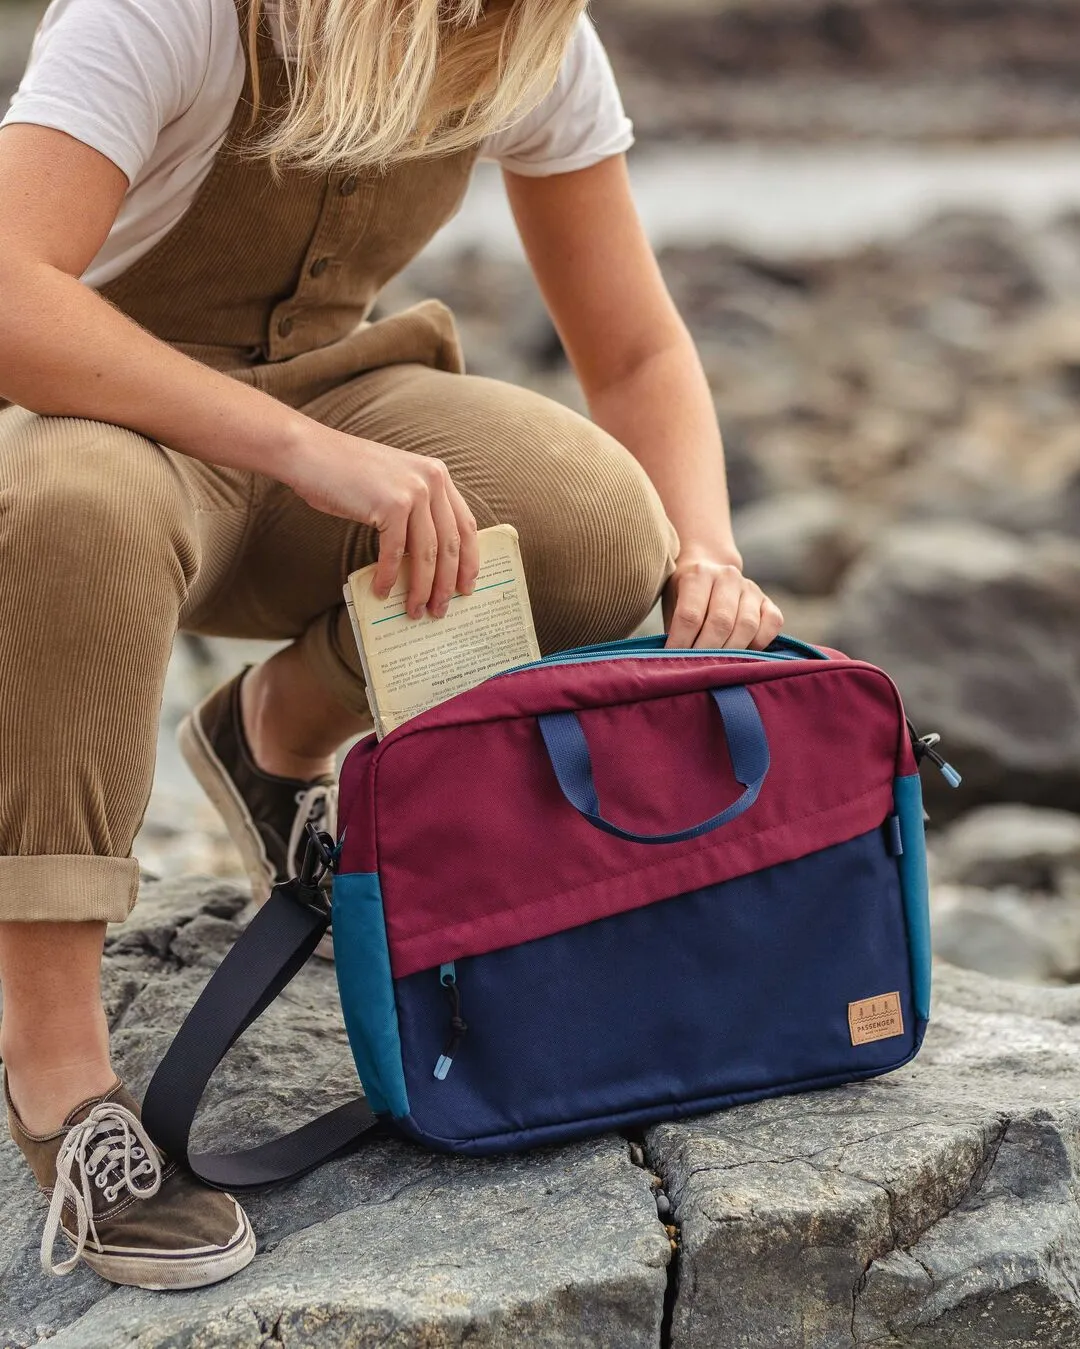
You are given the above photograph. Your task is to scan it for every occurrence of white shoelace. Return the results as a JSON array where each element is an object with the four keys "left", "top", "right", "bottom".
[
  {"left": 286, "top": 781, "right": 339, "bottom": 879},
  {"left": 41, "top": 1103, "right": 162, "bottom": 1276}
]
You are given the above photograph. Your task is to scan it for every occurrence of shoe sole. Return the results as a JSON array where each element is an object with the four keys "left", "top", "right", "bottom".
[
  {"left": 81, "top": 1204, "right": 257, "bottom": 1291},
  {"left": 177, "top": 711, "right": 335, "bottom": 962}
]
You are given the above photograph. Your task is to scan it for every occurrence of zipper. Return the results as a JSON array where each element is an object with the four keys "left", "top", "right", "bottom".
[
  {"left": 496, "top": 633, "right": 829, "bottom": 681},
  {"left": 433, "top": 962, "right": 467, "bottom": 1081},
  {"left": 499, "top": 647, "right": 799, "bottom": 680},
  {"left": 906, "top": 719, "right": 962, "bottom": 789},
  {"left": 557, "top": 633, "right": 828, "bottom": 662},
  {"left": 497, "top": 640, "right": 962, "bottom": 791}
]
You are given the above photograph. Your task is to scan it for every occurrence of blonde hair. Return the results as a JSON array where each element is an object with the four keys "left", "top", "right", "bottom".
[{"left": 248, "top": 0, "right": 589, "bottom": 171}]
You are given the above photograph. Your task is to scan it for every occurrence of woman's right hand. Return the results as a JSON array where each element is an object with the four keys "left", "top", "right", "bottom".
[{"left": 283, "top": 422, "right": 480, "bottom": 620}]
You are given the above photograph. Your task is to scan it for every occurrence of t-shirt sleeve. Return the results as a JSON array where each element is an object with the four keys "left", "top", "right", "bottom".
[
  {"left": 0, "top": 0, "right": 214, "bottom": 185},
  {"left": 481, "top": 16, "right": 634, "bottom": 177}
]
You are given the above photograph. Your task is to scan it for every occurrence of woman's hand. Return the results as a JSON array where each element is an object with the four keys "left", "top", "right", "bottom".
[
  {"left": 662, "top": 552, "right": 784, "bottom": 651},
  {"left": 285, "top": 423, "right": 480, "bottom": 620}
]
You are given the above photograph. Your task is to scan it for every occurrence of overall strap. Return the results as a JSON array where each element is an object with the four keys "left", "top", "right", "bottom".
[{"left": 142, "top": 861, "right": 381, "bottom": 1192}]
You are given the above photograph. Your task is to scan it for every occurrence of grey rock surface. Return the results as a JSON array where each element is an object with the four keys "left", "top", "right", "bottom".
[
  {"left": 828, "top": 523, "right": 1080, "bottom": 822},
  {"left": 929, "top": 882, "right": 1080, "bottom": 986},
  {"left": 0, "top": 878, "right": 670, "bottom": 1349},
  {"left": 924, "top": 806, "right": 1080, "bottom": 985},
  {"left": 933, "top": 805, "right": 1080, "bottom": 894},
  {"left": 731, "top": 489, "right": 863, "bottom": 596},
  {"left": 0, "top": 3, "right": 42, "bottom": 111},
  {"left": 594, "top": 0, "right": 1080, "bottom": 143},
  {"left": 650, "top": 964, "right": 1080, "bottom": 1349}
]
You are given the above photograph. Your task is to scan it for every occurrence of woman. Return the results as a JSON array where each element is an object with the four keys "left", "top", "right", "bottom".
[{"left": 0, "top": 0, "right": 783, "bottom": 1291}]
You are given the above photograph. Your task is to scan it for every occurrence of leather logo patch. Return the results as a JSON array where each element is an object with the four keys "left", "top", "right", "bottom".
[{"left": 848, "top": 992, "right": 904, "bottom": 1046}]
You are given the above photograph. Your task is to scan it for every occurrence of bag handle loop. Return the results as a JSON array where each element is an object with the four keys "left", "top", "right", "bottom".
[{"left": 537, "top": 685, "right": 769, "bottom": 845}]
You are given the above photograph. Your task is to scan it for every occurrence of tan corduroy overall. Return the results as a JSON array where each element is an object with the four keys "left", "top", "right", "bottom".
[{"left": 0, "top": 5, "right": 678, "bottom": 923}]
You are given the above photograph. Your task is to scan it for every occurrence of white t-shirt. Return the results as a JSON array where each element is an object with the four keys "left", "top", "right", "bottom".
[{"left": 2, "top": 0, "right": 634, "bottom": 288}]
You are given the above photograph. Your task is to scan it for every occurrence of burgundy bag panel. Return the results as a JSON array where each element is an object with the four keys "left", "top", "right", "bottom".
[{"left": 338, "top": 657, "right": 913, "bottom": 978}]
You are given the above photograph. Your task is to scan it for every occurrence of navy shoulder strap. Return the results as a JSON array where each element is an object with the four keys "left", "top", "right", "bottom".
[{"left": 141, "top": 866, "right": 381, "bottom": 1192}]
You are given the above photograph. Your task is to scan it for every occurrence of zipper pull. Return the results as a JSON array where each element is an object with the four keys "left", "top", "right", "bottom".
[
  {"left": 918, "top": 733, "right": 962, "bottom": 788},
  {"left": 433, "top": 962, "right": 468, "bottom": 1081},
  {"left": 907, "top": 720, "right": 962, "bottom": 789}
]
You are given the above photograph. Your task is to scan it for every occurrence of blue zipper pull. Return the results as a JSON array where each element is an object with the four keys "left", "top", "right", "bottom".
[
  {"left": 918, "top": 733, "right": 962, "bottom": 788},
  {"left": 433, "top": 963, "right": 467, "bottom": 1081},
  {"left": 907, "top": 722, "right": 963, "bottom": 789}
]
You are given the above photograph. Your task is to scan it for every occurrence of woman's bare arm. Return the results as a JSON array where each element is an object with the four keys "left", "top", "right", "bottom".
[
  {"left": 505, "top": 154, "right": 783, "bottom": 651},
  {"left": 0, "top": 124, "right": 477, "bottom": 614}
]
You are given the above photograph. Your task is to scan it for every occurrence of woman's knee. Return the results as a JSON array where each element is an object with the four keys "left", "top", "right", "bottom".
[
  {"left": 503, "top": 404, "right": 677, "bottom": 651},
  {"left": 0, "top": 411, "right": 196, "bottom": 597}
]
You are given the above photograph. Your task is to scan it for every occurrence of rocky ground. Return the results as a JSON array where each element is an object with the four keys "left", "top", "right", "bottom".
[
  {"left": 591, "top": 0, "right": 1080, "bottom": 143},
  {"left": 4, "top": 876, "right": 1080, "bottom": 1348}
]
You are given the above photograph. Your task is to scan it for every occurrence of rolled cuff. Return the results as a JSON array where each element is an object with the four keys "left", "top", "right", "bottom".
[{"left": 0, "top": 855, "right": 139, "bottom": 923}]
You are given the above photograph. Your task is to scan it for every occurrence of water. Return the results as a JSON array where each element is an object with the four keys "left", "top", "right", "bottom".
[{"left": 435, "top": 141, "right": 1080, "bottom": 259}]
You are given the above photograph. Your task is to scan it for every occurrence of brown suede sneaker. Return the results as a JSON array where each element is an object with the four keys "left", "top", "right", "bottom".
[
  {"left": 178, "top": 666, "right": 337, "bottom": 957},
  {"left": 6, "top": 1076, "right": 255, "bottom": 1290}
]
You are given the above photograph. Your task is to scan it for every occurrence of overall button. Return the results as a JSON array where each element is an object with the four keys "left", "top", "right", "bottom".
[
  {"left": 340, "top": 175, "right": 358, "bottom": 196},
  {"left": 277, "top": 315, "right": 294, "bottom": 338},
  {"left": 309, "top": 257, "right": 330, "bottom": 278}
]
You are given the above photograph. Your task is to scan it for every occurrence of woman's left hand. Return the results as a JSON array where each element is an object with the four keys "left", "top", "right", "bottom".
[{"left": 662, "top": 553, "right": 785, "bottom": 651}]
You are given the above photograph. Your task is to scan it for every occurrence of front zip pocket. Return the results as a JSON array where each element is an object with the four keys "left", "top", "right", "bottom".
[{"left": 432, "top": 962, "right": 467, "bottom": 1081}]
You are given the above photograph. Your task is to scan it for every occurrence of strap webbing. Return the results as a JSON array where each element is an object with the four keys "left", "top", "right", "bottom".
[
  {"left": 537, "top": 685, "right": 770, "bottom": 845},
  {"left": 141, "top": 879, "right": 381, "bottom": 1192}
]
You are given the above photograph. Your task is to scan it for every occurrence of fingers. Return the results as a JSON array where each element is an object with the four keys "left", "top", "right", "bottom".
[
  {"left": 723, "top": 584, "right": 766, "bottom": 651},
  {"left": 423, "top": 463, "right": 480, "bottom": 618},
  {"left": 448, "top": 480, "right": 480, "bottom": 601},
  {"left": 703, "top": 581, "right": 785, "bottom": 651},
  {"left": 665, "top": 569, "right": 713, "bottom": 649},
  {"left": 405, "top": 501, "right": 439, "bottom": 621},
  {"left": 666, "top": 561, "right": 786, "bottom": 652},
  {"left": 374, "top": 458, "right": 479, "bottom": 619},
  {"left": 426, "top": 477, "right": 462, "bottom": 620},
  {"left": 373, "top": 502, "right": 408, "bottom": 601},
  {"left": 696, "top": 576, "right": 742, "bottom": 649},
  {"left": 751, "top": 597, "right": 785, "bottom": 651}
]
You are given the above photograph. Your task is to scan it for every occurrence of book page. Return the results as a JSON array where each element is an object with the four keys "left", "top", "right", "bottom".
[{"left": 344, "top": 524, "right": 541, "bottom": 737}]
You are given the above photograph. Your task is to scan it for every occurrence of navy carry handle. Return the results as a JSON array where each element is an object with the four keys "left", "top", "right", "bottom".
[{"left": 538, "top": 684, "right": 770, "bottom": 845}]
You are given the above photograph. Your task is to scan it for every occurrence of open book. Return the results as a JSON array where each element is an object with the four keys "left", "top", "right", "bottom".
[{"left": 343, "top": 524, "right": 541, "bottom": 738}]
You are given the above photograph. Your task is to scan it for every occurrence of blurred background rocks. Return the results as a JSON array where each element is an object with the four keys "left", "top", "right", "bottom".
[
  {"left": 596, "top": 0, "right": 1080, "bottom": 144},
  {"left": 4, "top": 0, "right": 1080, "bottom": 987}
]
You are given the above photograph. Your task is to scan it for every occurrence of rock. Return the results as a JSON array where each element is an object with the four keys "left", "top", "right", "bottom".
[
  {"left": 930, "top": 883, "right": 1080, "bottom": 985},
  {"left": 1008, "top": 454, "right": 1080, "bottom": 543},
  {"left": 0, "top": 877, "right": 670, "bottom": 1349},
  {"left": 592, "top": 0, "right": 1080, "bottom": 143},
  {"left": 732, "top": 489, "right": 863, "bottom": 595},
  {"left": 933, "top": 804, "right": 1080, "bottom": 892},
  {"left": 828, "top": 522, "right": 1080, "bottom": 821},
  {"left": 0, "top": 2, "right": 44, "bottom": 111},
  {"left": 650, "top": 963, "right": 1080, "bottom": 1349}
]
